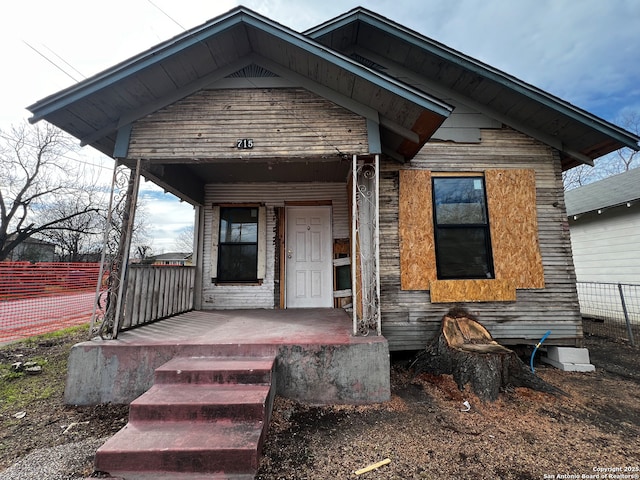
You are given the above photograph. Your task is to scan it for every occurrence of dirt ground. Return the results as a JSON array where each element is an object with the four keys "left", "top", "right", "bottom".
[{"left": 0, "top": 328, "right": 639, "bottom": 479}]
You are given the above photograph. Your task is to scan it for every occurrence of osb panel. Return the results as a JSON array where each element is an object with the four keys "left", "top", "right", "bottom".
[
  {"left": 430, "top": 279, "right": 516, "bottom": 303},
  {"left": 485, "top": 169, "right": 545, "bottom": 289},
  {"left": 399, "top": 170, "right": 437, "bottom": 290}
]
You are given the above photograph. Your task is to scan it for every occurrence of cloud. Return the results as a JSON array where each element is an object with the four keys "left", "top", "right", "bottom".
[{"left": 4, "top": 0, "right": 638, "bottom": 249}]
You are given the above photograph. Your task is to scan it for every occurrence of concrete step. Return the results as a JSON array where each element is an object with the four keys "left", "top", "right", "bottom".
[
  {"left": 128, "top": 383, "right": 272, "bottom": 422},
  {"left": 154, "top": 356, "right": 276, "bottom": 385},
  {"left": 95, "top": 355, "right": 277, "bottom": 479},
  {"left": 95, "top": 421, "right": 265, "bottom": 476}
]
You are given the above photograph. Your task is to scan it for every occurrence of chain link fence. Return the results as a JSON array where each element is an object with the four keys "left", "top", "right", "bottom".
[
  {"left": 578, "top": 281, "right": 639, "bottom": 347},
  {"left": 0, "top": 262, "right": 103, "bottom": 344}
]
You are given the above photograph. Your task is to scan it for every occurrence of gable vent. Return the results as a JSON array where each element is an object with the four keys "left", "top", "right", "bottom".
[
  {"left": 226, "top": 64, "right": 279, "bottom": 78},
  {"left": 350, "top": 53, "right": 386, "bottom": 71}
]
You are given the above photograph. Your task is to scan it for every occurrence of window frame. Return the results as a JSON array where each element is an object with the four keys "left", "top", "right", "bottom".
[
  {"left": 216, "top": 206, "right": 260, "bottom": 283},
  {"left": 431, "top": 175, "right": 495, "bottom": 280}
]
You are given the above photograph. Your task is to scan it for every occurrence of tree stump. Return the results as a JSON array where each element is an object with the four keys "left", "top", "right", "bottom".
[{"left": 412, "top": 308, "right": 565, "bottom": 402}]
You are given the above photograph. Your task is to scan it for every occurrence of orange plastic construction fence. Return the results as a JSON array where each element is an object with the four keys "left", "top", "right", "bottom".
[{"left": 0, "top": 262, "right": 104, "bottom": 344}]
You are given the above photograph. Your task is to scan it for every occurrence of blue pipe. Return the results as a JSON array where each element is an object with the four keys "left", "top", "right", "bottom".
[{"left": 530, "top": 330, "right": 551, "bottom": 374}]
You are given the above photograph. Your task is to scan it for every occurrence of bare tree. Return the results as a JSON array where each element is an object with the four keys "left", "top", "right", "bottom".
[
  {"left": 38, "top": 195, "right": 105, "bottom": 261},
  {"left": 173, "top": 225, "right": 194, "bottom": 253},
  {"left": 564, "top": 111, "right": 639, "bottom": 190},
  {"left": 0, "top": 122, "right": 102, "bottom": 261}
]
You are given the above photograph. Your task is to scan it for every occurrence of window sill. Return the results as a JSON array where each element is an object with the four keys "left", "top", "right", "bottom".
[
  {"left": 212, "top": 279, "right": 263, "bottom": 286},
  {"left": 430, "top": 279, "right": 515, "bottom": 303}
]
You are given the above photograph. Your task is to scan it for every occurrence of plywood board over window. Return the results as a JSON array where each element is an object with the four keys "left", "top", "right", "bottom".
[
  {"left": 485, "top": 169, "right": 545, "bottom": 289},
  {"left": 399, "top": 170, "right": 437, "bottom": 290},
  {"left": 399, "top": 168, "right": 545, "bottom": 302}
]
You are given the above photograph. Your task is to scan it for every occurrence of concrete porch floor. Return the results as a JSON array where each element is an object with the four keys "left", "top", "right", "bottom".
[{"left": 65, "top": 309, "right": 390, "bottom": 406}]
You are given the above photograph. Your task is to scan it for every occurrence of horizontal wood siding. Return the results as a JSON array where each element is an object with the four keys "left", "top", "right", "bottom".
[
  {"left": 569, "top": 207, "right": 640, "bottom": 284},
  {"left": 381, "top": 128, "right": 582, "bottom": 350},
  {"left": 128, "top": 88, "right": 368, "bottom": 159},
  {"left": 201, "top": 183, "right": 349, "bottom": 309}
]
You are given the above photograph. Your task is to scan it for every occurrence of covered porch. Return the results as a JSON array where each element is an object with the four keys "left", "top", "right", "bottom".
[{"left": 65, "top": 308, "right": 390, "bottom": 406}]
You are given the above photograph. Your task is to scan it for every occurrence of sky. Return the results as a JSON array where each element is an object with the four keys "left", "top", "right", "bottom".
[{"left": 2, "top": 0, "right": 639, "bottom": 251}]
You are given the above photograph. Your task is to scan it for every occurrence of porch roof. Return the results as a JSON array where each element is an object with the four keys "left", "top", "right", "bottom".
[
  {"left": 26, "top": 6, "right": 452, "bottom": 165},
  {"left": 306, "top": 7, "right": 640, "bottom": 170}
]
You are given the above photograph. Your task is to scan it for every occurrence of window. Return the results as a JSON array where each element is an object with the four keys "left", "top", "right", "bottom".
[
  {"left": 217, "top": 207, "right": 259, "bottom": 282},
  {"left": 432, "top": 176, "right": 494, "bottom": 279}
]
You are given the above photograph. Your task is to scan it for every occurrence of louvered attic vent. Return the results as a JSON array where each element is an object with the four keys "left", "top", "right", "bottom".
[
  {"left": 350, "top": 53, "right": 386, "bottom": 71},
  {"left": 227, "top": 64, "right": 279, "bottom": 78}
]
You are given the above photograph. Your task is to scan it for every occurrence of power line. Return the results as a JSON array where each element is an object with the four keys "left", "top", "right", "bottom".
[
  {"left": 23, "top": 41, "right": 81, "bottom": 83},
  {"left": 146, "top": 0, "right": 186, "bottom": 30},
  {"left": 42, "top": 44, "right": 86, "bottom": 80}
]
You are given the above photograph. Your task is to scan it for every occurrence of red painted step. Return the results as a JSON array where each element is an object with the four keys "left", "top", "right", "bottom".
[
  {"left": 128, "top": 384, "right": 271, "bottom": 422},
  {"left": 154, "top": 356, "right": 275, "bottom": 385},
  {"left": 94, "top": 355, "right": 276, "bottom": 479},
  {"left": 95, "top": 421, "right": 265, "bottom": 474}
]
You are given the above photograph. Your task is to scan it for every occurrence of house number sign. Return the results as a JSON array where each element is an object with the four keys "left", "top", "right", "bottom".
[{"left": 236, "top": 138, "right": 254, "bottom": 149}]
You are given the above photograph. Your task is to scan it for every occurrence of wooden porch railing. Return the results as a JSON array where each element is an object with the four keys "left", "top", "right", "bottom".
[{"left": 121, "top": 265, "right": 195, "bottom": 330}]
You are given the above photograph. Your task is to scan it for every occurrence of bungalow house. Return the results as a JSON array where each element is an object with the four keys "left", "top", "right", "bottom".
[
  {"left": 27, "top": 3, "right": 640, "bottom": 397},
  {"left": 147, "top": 252, "right": 193, "bottom": 266},
  {"left": 27, "top": 7, "right": 639, "bottom": 477}
]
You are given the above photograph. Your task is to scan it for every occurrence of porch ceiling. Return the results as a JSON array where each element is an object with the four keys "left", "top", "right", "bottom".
[
  {"left": 135, "top": 157, "right": 351, "bottom": 198},
  {"left": 27, "top": 7, "right": 452, "bottom": 181}
]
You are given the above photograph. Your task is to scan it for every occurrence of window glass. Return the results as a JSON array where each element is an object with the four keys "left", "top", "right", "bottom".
[
  {"left": 434, "top": 178, "right": 487, "bottom": 224},
  {"left": 432, "top": 176, "right": 494, "bottom": 280},
  {"left": 218, "top": 207, "right": 258, "bottom": 282}
]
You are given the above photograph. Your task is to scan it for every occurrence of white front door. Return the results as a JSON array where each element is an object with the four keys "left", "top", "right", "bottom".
[{"left": 285, "top": 206, "right": 333, "bottom": 308}]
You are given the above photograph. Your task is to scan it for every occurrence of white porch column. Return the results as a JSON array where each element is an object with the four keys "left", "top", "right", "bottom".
[
  {"left": 90, "top": 159, "right": 142, "bottom": 339},
  {"left": 351, "top": 154, "right": 381, "bottom": 336}
]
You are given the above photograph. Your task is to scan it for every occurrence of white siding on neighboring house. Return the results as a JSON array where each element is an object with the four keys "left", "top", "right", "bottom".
[
  {"left": 201, "top": 182, "right": 349, "bottom": 309},
  {"left": 569, "top": 205, "right": 640, "bottom": 284}
]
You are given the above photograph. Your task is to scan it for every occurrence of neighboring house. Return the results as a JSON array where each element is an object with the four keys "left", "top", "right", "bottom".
[
  {"left": 565, "top": 168, "right": 640, "bottom": 285},
  {"left": 6, "top": 236, "right": 56, "bottom": 262},
  {"left": 27, "top": 6, "right": 639, "bottom": 351},
  {"left": 148, "top": 252, "right": 193, "bottom": 266}
]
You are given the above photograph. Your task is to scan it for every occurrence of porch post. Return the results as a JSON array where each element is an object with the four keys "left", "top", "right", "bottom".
[
  {"left": 351, "top": 154, "right": 358, "bottom": 336},
  {"left": 351, "top": 154, "right": 381, "bottom": 336},
  {"left": 89, "top": 159, "right": 119, "bottom": 336},
  {"left": 374, "top": 154, "right": 381, "bottom": 336},
  {"left": 111, "top": 159, "right": 142, "bottom": 338},
  {"left": 193, "top": 205, "right": 204, "bottom": 310},
  {"left": 91, "top": 159, "right": 142, "bottom": 339}
]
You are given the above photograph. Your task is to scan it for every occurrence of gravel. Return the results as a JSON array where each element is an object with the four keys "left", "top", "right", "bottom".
[{"left": 0, "top": 437, "right": 107, "bottom": 480}]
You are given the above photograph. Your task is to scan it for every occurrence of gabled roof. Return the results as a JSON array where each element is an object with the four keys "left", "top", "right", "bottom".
[
  {"left": 26, "top": 6, "right": 452, "bottom": 161},
  {"left": 306, "top": 7, "right": 640, "bottom": 170},
  {"left": 565, "top": 168, "right": 640, "bottom": 217}
]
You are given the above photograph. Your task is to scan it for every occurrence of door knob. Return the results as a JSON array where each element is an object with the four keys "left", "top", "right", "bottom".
[{"left": 287, "top": 249, "right": 293, "bottom": 259}]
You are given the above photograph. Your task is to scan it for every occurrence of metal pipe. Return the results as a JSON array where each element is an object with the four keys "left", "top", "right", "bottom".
[{"left": 618, "top": 283, "right": 636, "bottom": 347}]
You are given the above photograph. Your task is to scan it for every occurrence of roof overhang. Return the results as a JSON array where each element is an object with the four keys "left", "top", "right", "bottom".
[
  {"left": 27, "top": 7, "right": 452, "bottom": 166},
  {"left": 306, "top": 8, "right": 640, "bottom": 171}
]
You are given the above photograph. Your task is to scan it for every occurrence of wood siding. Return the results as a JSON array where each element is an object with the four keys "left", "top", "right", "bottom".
[
  {"left": 128, "top": 88, "right": 369, "bottom": 160},
  {"left": 381, "top": 128, "right": 582, "bottom": 350},
  {"left": 201, "top": 183, "right": 349, "bottom": 309}
]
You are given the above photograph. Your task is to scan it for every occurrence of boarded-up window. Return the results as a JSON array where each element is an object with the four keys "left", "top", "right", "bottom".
[
  {"left": 399, "top": 170, "right": 437, "bottom": 290},
  {"left": 399, "top": 168, "right": 544, "bottom": 301},
  {"left": 485, "top": 169, "right": 544, "bottom": 289}
]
